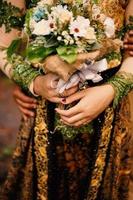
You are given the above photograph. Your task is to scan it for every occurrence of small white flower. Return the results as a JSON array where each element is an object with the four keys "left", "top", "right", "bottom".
[
  {"left": 70, "top": 39, "right": 74, "bottom": 44},
  {"left": 62, "top": 31, "right": 68, "bottom": 36},
  {"left": 104, "top": 17, "right": 115, "bottom": 38},
  {"left": 64, "top": 39, "right": 69, "bottom": 45},
  {"left": 57, "top": 36, "right": 62, "bottom": 41},
  {"left": 69, "top": 16, "right": 90, "bottom": 38}
]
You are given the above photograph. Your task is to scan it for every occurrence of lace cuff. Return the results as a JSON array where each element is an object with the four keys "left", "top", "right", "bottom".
[
  {"left": 11, "top": 55, "right": 41, "bottom": 93},
  {"left": 107, "top": 71, "right": 133, "bottom": 108}
]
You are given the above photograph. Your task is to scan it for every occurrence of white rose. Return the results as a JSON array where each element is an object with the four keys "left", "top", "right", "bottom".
[
  {"left": 104, "top": 17, "right": 115, "bottom": 38},
  {"left": 32, "top": 19, "right": 51, "bottom": 35}
]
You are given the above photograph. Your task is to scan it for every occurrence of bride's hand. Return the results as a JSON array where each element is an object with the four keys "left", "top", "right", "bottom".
[
  {"left": 56, "top": 85, "right": 115, "bottom": 127},
  {"left": 34, "top": 73, "right": 78, "bottom": 103}
]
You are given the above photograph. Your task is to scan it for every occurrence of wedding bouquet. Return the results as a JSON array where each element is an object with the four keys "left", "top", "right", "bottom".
[
  {"left": 8, "top": 0, "right": 123, "bottom": 93},
  {"left": 7, "top": 0, "right": 123, "bottom": 139}
]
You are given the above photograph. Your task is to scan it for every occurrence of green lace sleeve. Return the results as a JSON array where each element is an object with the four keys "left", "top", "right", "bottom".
[
  {"left": 11, "top": 54, "right": 41, "bottom": 93},
  {"left": 107, "top": 71, "right": 133, "bottom": 108}
]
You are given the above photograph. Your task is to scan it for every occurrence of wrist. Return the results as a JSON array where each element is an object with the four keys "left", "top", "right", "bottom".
[{"left": 104, "top": 84, "right": 115, "bottom": 99}]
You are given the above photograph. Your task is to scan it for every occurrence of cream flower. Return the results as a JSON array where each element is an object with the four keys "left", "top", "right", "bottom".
[
  {"left": 85, "top": 27, "right": 96, "bottom": 42},
  {"left": 51, "top": 5, "right": 73, "bottom": 24},
  {"left": 69, "top": 16, "right": 90, "bottom": 38},
  {"left": 104, "top": 17, "right": 115, "bottom": 38}
]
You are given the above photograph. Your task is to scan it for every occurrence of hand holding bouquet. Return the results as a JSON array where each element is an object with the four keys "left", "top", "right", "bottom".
[
  {"left": 8, "top": 0, "right": 123, "bottom": 93},
  {"left": 7, "top": 0, "right": 124, "bottom": 139}
]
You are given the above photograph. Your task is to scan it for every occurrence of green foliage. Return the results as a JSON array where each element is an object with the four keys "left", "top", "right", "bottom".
[
  {"left": 0, "top": 0, "right": 24, "bottom": 32},
  {"left": 26, "top": 45, "right": 55, "bottom": 63},
  {"left": 56, "top": 45, "right": 78, "bottom": 64}
]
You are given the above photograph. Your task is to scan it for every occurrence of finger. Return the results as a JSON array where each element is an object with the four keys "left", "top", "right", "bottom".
[
  {"left": 13, "top": 88, "right": 37, "bottom": 103},
  {"left": 61, "top": 85, "right": 78, "bottom": 97},
  {"left": 125, "top": 37, "right": 133, "bottom": 44},
  {"left": 49, "top": 97, "right": 63, "bottom": 103},
  {"left": 124, "top": 44, "right": 133, "bottom": 50},
  {"left": 73, "top": 118, "right": 91, "bottom": 127},
  {"left": 124, "top": 36, "right": 128, "bottom": 43},
  {"left": 18, "top": 106, "right": 35, "bottom": 117},
  {"left": 129, "top": 30, "right": 133, "bottom": 36},
  {"left": 61, "top": 117, "right": 90, "bottom": 127},
  {"left": 129, "top": 51, "right": 133, "bottom": 56},
  {"left": 23, "top": 115, "right": 28, "bottom": 122},
  {"left": 60, "top": 113, "right": 86, "bottom": 124},
  {"left": 16, "top": 98, "right": 37, "bottom": 109},
  {"left": 61, "top": 90, "right": 86, "bottom": 105},
  {"left": 56, "top": 104, "right": 81, "bottom": 117}
]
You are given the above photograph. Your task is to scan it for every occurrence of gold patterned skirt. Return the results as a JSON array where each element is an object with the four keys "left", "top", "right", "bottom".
[{"left": 0, "top": 96, "right": 132, "bottom": 200}]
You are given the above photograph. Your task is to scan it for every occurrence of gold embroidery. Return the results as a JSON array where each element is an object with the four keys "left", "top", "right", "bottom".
[{"left": 34, "top": 99, "right": 48, "bottom": 200}]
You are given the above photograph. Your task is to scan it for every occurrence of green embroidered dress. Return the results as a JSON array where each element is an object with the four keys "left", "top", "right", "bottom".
[{"left": 0, "top": 0, "right": 132, "bottom": 200}]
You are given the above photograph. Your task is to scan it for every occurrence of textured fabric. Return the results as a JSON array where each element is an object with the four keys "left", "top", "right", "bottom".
[
  {"left": 0, "top": 0, "right": 132, "bottom": 200},
  {"left": 0, "top": 97, "right": 132, "bottom": 200}
]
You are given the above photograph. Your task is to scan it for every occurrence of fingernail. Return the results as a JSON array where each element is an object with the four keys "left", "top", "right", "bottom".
[
  {"left": 62, "top": 98, "right": 66, "bottom": 103},
  {"left": 33, "top": 105, "right": 37, "bottom": 109},
  {"left": 124, "top": 45, "right": 128, "bottom": 48},
  {"left": 130, "top": 51, "right": 133, "bottom": 55}
]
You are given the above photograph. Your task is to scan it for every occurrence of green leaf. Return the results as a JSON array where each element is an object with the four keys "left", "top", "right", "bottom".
[
  {"left": 56, "top": 45, "right": 78, "bottom": 64},
  {"left": 7, "top": 38, "right": 21, "bottom": 58},
  {"left": 26, "top": 45, "right": 55, "bottom": 63}
]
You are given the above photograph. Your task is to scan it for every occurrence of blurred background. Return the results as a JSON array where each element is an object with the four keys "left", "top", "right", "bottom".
[{"left": 0, "top": 71, "right": 133, "bottom": 198}]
